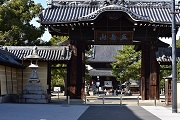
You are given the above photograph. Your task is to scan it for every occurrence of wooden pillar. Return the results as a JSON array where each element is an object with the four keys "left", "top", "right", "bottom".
[
  {"left": 69, "top": 41, "right": 85, "bottom": 99},
  {"left": 66, "top": 61, "right": 71, "bottom": 99},
  {"left": 141, "top": 42, "right": 160, "bottom": 100},
  {"left": 69, "top": 42, "right": 78, "bottom": 99},
  {"left": 141, "top": 42, "right": 150, "bottom": 100},
  {"left": 47, "top": 61, "right": 51, "bottom": 95},
  {"left": 149, "top": 43, "right": 160, "bottom": 100},
  {"left": 76, "top": 41, "right": 85, "bottom": 99},
  {"left": 165, "top": 77, "right": 172, "bottom": 105}
]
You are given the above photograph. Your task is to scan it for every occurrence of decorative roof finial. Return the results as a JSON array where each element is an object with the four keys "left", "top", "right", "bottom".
[
  {"left": 46, "top": 0, "right": 53, "bottom": 8},
  {"left": 32, "top": 46, "right": 38, "bottom": 55}
]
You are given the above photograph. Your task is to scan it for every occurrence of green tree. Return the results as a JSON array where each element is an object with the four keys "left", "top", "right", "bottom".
[
  {"left": 176, "top": 39, "right": 180, "bottom": 48},
  {"left": 159, "top": 65, "right": 171, "bottom": 89},
  {"left": 85, "top": 49, "right": 93, "bottom": 83},
  {"left": 51, "top": 64, "right": 67, "bottom": 91},
  {"left": 0, "top": 0, "right": 46, "bottom": 45},
  {"left": 50, "top": 36, "right": 68, "bottom": 46},
  {"left": 177, "top": 39, "right": 180, "bottom": 80},
  {"left": 111, "top": 45, "right": 141, "bottom": 83},
  {"left": 49, "top": 36, "right": 68, "bottom": 91}
]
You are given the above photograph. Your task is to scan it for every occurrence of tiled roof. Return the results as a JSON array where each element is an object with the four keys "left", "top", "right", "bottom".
[
  {"left": 3, "top": 46, "right": 72, "bottom": 61},
  {"left": 40, "top": 1, "right": 180, "bottom": 25},
  {"left": 89, "top": 68, "right": 113, "bottom": 76},
  {"left": 88, "top": 45, "right": 123, "bottom": 62},
  {"left": 156, "top": 47, "right": 180, "bottom": 63},
  {"left": 88, "top": 42, "right": 169, "bottom": 63},
  {"left": 0, "top": 49, "right": 23, "bottom": 68}
]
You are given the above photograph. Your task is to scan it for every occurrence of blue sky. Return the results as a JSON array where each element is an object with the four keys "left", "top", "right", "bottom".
[{"left": 34, "top": 0, "right": 47, "bottom": 7}]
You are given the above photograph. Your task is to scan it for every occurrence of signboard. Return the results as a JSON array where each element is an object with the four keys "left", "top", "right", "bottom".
[
  {"left": 54, "top": 87, "right": 61, "bottom": 92},
  {"left": 104, "top": 81, "right": 112, "bottom": 87},
  {"left": 95, "top": 31, "right": 133, "bottom": 45}
]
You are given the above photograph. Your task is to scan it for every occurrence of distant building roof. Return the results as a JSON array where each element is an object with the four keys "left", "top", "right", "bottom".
[
  {"left": 158, "top": 39, "right": 170, "bottom": 47},
  {"left": 3, "top": 46, "right": 72, "bottom": 61},
  {"left": 156, "top": 47, "right": 180, "bottom": 63},
  {"left": 89, "top": 68, "right": 113, "bottom": 76},
  {"left": 88, "top": 45, "right": 123, "bottom": 63}
]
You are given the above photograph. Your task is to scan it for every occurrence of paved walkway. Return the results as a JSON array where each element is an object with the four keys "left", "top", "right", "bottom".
[
  {"left": 0, "top": 103, "right": 180, "bottom": 120},
  {"left": 1, "top": 94, "right": 180, "bottom": 120},
  {"left": 0, "top": 104, "right": 88, "bottom": 120},
  {"left": 142, "top": 106, "right": 180, "bottom": 120},
  {"left": 78, "top": 106, "right": 160, "bottom": 120}
]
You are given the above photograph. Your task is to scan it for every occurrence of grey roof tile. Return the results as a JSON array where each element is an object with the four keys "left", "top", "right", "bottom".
[
  {"left": 89, "top": 68, "right": 113, "bottom": 76},
  {"left": 40, "top": 3, "right": 179, "bottom": 24},
  {"left": 88, "top": 45, "right": 123, "bottom": 62},
  {"left": 0, "top": 49, "right": 23, "bottom": 68},
  {"left": 3, "top": 46, "right": 72, "bottom": 61},
  {"left": 156, "top": 47, "right": 180, "bottom": 63}
]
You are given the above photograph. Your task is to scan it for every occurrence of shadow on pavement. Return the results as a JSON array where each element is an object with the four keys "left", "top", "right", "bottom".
[{"left": 78, "top": 106, "right": 161, "bottom": 120}]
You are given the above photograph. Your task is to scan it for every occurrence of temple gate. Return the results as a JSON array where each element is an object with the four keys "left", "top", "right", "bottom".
[{"left": 39, "top": 0, "right": 180, "bottom": 100}]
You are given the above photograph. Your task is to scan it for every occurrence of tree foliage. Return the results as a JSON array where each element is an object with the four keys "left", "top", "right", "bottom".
[
  {"left": 159, "top": 65, "right": 171, "bottom": 89},
  {"left": 176, "top": 39, "right": 180, "bottom": 48},
  {"left": 177, "top": 39, "right": 180, "bottom": 80},
  {"left": 85, "top": 48, "right": 93, "bottom": 83},
  {"left": 49, "top": 36, "right": 68, "bottom": 90},
  {"left": 0, "top": 0, "right": 46, "bottom": 45},
  {"left": 50, "top": 36, "right": 68, "bottom": 45},
  {"left": 51, "top": 64, "right": 67, "bottom": 91},
  {"left": 111, "top": 45, "right": 141, "bottom": 83}
]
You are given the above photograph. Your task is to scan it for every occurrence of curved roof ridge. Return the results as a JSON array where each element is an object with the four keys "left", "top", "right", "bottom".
[
  {"left": 50, "top": 0, "right": 172, "bottom": 7},
  {"left": 38, "top": 2, "right": 180, "bottom": 26},
  {"left": 40, "top": 3, "right": 178, "bottom": 24},
  {"left": 79, "top": 4, "right": 152, "bottom": 22}
]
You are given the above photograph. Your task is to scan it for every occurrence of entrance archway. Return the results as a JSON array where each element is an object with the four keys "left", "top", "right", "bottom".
[{"left": 39, "top": 1, "right": 180, "bottom": 100}]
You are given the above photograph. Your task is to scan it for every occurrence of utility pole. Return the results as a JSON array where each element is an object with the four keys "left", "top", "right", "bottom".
[{"left": 171, "top": 0, "right": 177, "bottom": 113}]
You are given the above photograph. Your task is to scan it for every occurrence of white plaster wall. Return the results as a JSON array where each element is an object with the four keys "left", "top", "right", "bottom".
[{"left": 177, "top": 81, "right": 180, "bottom": 108}]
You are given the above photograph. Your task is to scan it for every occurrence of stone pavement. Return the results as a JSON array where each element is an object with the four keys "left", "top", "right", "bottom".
[
  {"left": 78, "top": 106, "right": 160, "bottom": 120},
  {"left": 0, "top": 103, "right": 180, "bottom": 120},
  {"left": 142, "top": 106, "right": 180, "bottom": 120},
  {"left": 0, "top": 94, "right": 180, "bottom": 120},
  {"left": 0, "top": 103, "right": 88, "bottom": 120}
]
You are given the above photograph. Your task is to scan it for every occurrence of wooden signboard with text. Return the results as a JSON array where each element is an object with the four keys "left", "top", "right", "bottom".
[{"left": 95, "top": 31, "right": 133, "bottom": 45}]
